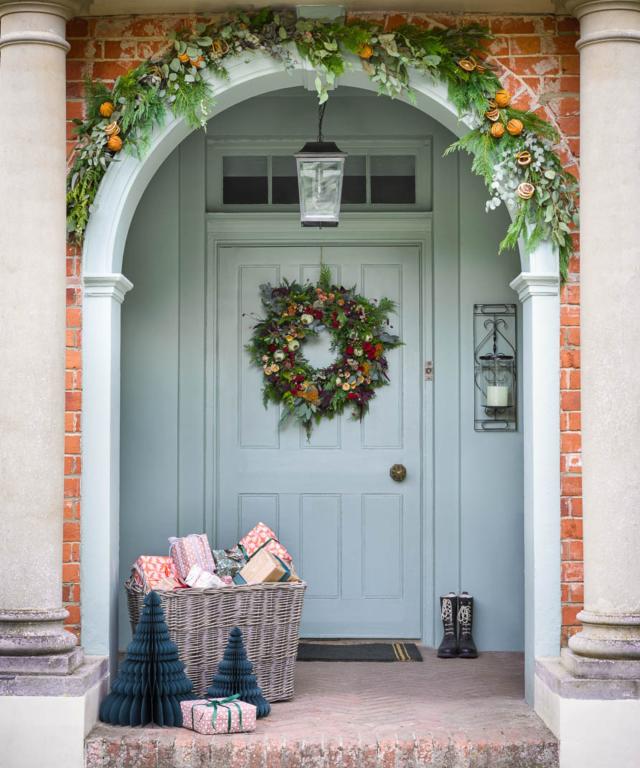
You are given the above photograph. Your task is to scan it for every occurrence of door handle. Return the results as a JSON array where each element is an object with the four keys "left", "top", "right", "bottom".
[{"left": 389, "top": 464, "right": 407, "bottom": 482}]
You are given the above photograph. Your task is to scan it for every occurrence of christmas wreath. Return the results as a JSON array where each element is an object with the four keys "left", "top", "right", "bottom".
[{"left": 246, "top": 265, "right": 401, "bottom": 436}]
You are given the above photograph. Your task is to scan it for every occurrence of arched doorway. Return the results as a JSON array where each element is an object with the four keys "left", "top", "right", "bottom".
[{"left": 81, "top": 53, "right": 560, "bottom": 700}]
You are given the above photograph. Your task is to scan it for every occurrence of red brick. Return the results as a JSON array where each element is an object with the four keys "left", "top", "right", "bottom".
[
  {"left": 557, "top": 17, "right": 579, "bottom": 33},
  {"left": 561, "top": 517, "right": 583, "bottom": 539},
  {"left": 562, "top": 604, "right": 582, "bottom": 626},
  {"left": 64, "top": 477, "right": 81, "bottom": 498},
  {"left": 92, "top": 60, "right": 143, "bottom": 81},
  {"left": 490, "top": 17, "right": 536, "bottom": 34},
  {"left": 561, "top": 474, "right": 582, "bottom": 497},
  {"left": 569, "top": 583, "right": 584, "bottom": 603},
  {"left": 562, "top": 561, "right": 584, "bottom": 582},
  {"left": 66, "top": 18, "right": 89, "bottom": 37},
  {"left": 509, "top": 36, "right": 541, "bottom": 55},
  {"left": 65, "top": 391, "right": 82, "bottom": 410},
  {"left": 562, "top": 539, "right": 583, "bottom": 561},
  {"left": 65, "top": 605, "right": 81, "bottom": 625},
  {"left": 63, "top": 563, "right": 80, "bottom": 583},
  {"left": 103, "top": 39, "right": 139, "bottom": 59},
  {"left": 561, "top": 432, "right": 581, "bottom": 453}
]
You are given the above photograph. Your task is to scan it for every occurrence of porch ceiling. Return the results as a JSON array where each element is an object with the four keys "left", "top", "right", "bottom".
[
  {"left": 82, "top": 0, "right": 558, "bottom": 17},
  {"left": 87, "top": 651, "right": 558, "bottom": 768}
]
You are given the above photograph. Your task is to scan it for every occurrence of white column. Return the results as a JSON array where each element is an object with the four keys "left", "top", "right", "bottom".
[
  {"left": 511, "top": 253, "right": 561, "bottom": 702},
  {"left": 567, "top": 0, "right": 640, "bottom": 660},
  {"left": 0, "top": 1, "right": 78, "bottom": 659},
  {"left": 81, "top": 275, "right": 132, "bottom": 664}
]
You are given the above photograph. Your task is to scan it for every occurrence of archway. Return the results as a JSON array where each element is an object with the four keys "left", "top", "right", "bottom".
[{"left": 80, "top": 51, "right": 560, "bottom": 700}]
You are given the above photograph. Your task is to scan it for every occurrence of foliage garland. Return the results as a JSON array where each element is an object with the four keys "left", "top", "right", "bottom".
[
  {"left": 67, "top": 8, "right": 578, "bottom": 277},
  {"left": 245, "top": 265, "right": 401, "bottom": 436}
]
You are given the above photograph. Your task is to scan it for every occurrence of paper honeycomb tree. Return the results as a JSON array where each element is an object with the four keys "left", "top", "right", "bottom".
[
  {"left": 207, "top": 626, "right": 271, "bottom": 718},
  {"left": 99, "top": 590, "right": 193, "bottom": 726}
]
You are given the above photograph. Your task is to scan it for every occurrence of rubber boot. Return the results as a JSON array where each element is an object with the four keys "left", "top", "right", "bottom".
[
  {"left": 457, "top": 592, "right": 478, "bottom": 658},
  {"left": 437, "top": 592, "right": 459, "bottom": 658}
]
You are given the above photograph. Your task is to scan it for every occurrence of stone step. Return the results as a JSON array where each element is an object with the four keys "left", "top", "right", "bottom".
[
  {"left": 87, "top": 654, "right": 558, "bottom": 768},
  {"left": 86, "top": 725, "right": 558, "bottom": 768}
]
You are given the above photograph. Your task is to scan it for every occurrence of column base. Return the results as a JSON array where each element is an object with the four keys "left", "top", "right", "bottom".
[
  {"left": 0, "top": 646, "right": 83, "bottom": 675},
  {"left": 568, "top": 610, "right": 640, "bottom": 660},
  {"left": 0, "top": 607, "right": 78, "bottom": 655},
  {"left": 535, "top": 656, "right": 640, "bottom": 768},
  {"left": 0, "top": 655, "right": 109, "bottom": 768}
]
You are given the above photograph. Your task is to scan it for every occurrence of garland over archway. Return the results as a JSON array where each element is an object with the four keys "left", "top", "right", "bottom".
[{"left": 67, "top": 8, "right": 577, "bottom": 276}]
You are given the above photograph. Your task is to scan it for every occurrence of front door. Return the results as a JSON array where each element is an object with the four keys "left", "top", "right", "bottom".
[{"left": 216, "top": 242, "right": 422, "bottom": 637}]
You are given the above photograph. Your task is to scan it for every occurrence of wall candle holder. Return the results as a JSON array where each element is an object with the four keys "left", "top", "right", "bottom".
[{"left": 473, "top": 304, "right": 517, "bottom": 432}]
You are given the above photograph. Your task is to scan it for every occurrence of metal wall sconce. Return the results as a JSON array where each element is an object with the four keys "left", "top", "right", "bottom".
[
  {"left": 295, "top": 102, "right": 346, "bottom": 227},
  {"left": 474, "top": 304, "right": 517, "bottom": 431}
]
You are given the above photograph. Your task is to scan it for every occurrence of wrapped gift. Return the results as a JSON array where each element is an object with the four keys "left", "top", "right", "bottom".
[
  {"left": 235, "top": 549, "right": 298, "bottom": 585},
  {"left": 185, "top": 564, "right": 225, "bottom": 589},
  {"left": 181, "top": 696, "right": 256, "bottom": 735},
  {"left": 212, "top": 545, "right": 247, "bottom": 579},
  {"left": 169, "top": 533, "right": 216, "bottom": 581},
  {"left": 131, "top": 555, "right": 182, "bottom": 592},
  {"left": 239, "top": 522, "right": 292, "bottom": 564}
]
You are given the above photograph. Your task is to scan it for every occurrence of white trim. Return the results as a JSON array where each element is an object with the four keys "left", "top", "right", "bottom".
[
  {"left": 510, "top": 272, "right": 560, "bottom": 301},
  {"left": 80, "top": 54, "right": 561, "bottom": 701},
  {"left": 84, "top": 273, "right": 133, "bottom": 303},
  {"left": 510, "top": 268, "right": 561, "bottom": 703}
]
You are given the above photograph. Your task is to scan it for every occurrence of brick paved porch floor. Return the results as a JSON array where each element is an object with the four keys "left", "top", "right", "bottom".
[{"left": 86, "top": 651, "right": 558, "bottom": 768}]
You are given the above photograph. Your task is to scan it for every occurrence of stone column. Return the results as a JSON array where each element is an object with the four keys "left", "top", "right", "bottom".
[
  {"left": 566, "top": 0, "right": 640, "bottom": 660},
  {"left": 0, "top": 1, "right": 78, "bottom": 663}
]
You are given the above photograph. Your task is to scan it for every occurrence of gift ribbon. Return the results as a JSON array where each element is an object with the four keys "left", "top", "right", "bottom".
[{"left": 193, "top": 694, "right": 243, "bottom": 733}]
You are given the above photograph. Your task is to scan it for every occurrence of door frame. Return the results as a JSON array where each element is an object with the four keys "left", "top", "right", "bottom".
[{"left": 206, "top": 211, "right": 433, "bottom": 642}]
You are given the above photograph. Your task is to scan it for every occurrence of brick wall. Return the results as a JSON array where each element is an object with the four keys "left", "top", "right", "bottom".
[{"left": 63, "top": 11, "right": 582, "bottom": 643}]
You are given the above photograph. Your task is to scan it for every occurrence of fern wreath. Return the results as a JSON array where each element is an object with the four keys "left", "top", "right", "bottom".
[{"left": 246, "top": 266, "right": 402, "bottom": 437}]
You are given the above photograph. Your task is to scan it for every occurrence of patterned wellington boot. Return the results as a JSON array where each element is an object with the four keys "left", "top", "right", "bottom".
[
  {"left": 457, "top": 592, "right": 479, "bottom": 659},
  {"left": 437, "top": 592, "right": 459, "bottom": 658}
]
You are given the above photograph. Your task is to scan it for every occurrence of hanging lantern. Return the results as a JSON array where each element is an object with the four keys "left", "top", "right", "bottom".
[
  {"left": 473, "top": 304, "right": 517, "bottom": 431},
  {"left": 295, "top": 103, "right": 346, "bottom": 227},
  {"left": 478, "top": 350, "right": 515, "bottom": 409}
]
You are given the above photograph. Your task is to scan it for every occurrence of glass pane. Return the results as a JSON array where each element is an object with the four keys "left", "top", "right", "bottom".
[
  {"left": 297, "top": 157, "right": 344, "bottom": 224},
  {"left": 223, "top": 155, "right": 268, "bottom": 204},
  {"left": 370, "top": 155, "right": 416, "bottom": 204},
  {"left": 272, "top": 156, "right": 299, "bottom": 204},
  {"left": 342, "top": 155, "right": 366, "bottom": 204}
]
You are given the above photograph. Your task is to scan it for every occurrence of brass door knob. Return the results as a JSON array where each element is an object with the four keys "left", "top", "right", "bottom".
[{"left": 389, "top": 464, "right": 407, "bottom": 482}]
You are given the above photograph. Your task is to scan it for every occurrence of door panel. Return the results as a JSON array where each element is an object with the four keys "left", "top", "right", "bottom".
[{"left": 215, "top": 243, "right": 422, "bottom": 637}]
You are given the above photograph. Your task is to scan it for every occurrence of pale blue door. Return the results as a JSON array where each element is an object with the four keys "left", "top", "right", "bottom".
[{"left": 216, "top": 243, "right": 422, "bottom": 637}]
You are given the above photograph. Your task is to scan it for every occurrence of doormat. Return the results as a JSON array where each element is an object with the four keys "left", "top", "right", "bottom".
[{"left": 297, "top": 642, "right": 422, "bottom": 662}]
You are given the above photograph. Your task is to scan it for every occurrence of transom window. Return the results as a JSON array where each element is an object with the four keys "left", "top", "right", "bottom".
[{"left": 207, "top": 138, "right": 431, "bottom": 212}]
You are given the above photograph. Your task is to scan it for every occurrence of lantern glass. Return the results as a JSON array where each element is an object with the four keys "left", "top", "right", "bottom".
[
  {"left": 479, "top": 355, "right": 514, "bottom": 408},
  {"left": 295, "top": 142, "right": 346, "bottom": 226}
]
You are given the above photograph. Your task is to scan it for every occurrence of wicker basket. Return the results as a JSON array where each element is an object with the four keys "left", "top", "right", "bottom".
[{"left": 126, "top": 580, "right": 306, "bottom": 701}]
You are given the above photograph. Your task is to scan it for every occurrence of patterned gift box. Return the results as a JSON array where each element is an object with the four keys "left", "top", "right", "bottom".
[
  {"left": 169, "top": 533, "right": 216, "bottom": 581},
  {"left": 239, "top": 522, "right": 292, "bottom": 564},
  {"left": 180, "top": 697, "right": 257, "bottom": 735},
  {"left": 131, "top": 555, "right": 182, "bottom": 592}
]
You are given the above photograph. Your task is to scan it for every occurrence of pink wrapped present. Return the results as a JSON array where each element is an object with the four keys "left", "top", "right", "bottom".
[
  {"left": 169, "top": 533, "right": 216, "bottom": 581},
  {"left": 239, "top": 522, "right": 292, "bottom": 564},
  {"left": 180, "top": 697, "right": 257, "bottom": 735},
  {"left": 131, "top": 556, "right": 182, "bottom": 592}
]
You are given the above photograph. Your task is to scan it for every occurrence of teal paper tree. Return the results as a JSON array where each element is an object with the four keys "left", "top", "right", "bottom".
[
  {"left": 99, "top": 591, "right": 193, "bottom": 726},
  {"left": 207, "top": 626, "right": 271, "bottom": 718}
]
